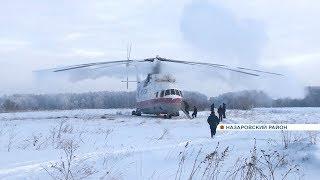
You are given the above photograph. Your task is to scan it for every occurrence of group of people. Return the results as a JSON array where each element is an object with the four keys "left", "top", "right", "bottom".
[
  {"left": 183, "top": 101, "right": 198, "bottom": 118},
  {"left": 208, "top": 102, "right": 227, "bottom": 138},
  {"left": 183, "top": 101, "right": 227, "bottom": 138},
  {"left": 211, "top": 103, "right": 226, "bottom": 121}
]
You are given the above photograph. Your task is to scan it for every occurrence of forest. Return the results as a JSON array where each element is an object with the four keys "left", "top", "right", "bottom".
[{"left": 0, "top": 87, "right": 319, "bottom": 112}]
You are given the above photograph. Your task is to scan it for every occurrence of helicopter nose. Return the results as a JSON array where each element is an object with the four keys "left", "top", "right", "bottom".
[{"left": 166, "top": 98, "right": 182, "bottom": 112}]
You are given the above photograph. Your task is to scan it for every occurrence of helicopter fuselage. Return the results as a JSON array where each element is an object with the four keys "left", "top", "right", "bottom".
[{"left": 135, "top": 73, "right": 183, "bottom": 116}]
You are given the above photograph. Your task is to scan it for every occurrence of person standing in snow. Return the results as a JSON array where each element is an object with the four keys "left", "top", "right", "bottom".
[
  {"left": 218, "top": 105, "right": 223, "bottom": 121},
  {"left": 192, "top": 106, "right": 198, "bottom": 118},
  {"left": 222, "top": 103, "right": 226, "bottom": 119},
  {"left": 207, "top": 110, "right": 220, "bottom": 138},
  {"left": 210, "top": 102, "right": 215, "bottom": 112}
]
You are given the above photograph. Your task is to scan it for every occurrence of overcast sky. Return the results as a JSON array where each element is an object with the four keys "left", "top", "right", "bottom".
[{"left": 1, "top": 0, "right": 320, "bottom": 98}]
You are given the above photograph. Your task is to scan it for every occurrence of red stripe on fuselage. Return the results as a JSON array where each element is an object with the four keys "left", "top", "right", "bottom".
[{"left": 137, "top": 97, "right": 182, "bottom": 108}]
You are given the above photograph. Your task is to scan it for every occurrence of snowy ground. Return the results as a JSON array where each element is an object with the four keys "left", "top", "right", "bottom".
[{"left": 0, "top": 108, "right": 319, "bottom": 179}]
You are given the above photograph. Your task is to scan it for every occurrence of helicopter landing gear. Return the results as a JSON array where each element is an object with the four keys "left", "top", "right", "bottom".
[
  {"left": 132, "top": 110, "right": 141, "bottom": 116},
  {"left": 166, "top": 111, "right": 180, "bottom": 119},
  {"left": 164, "top": 114, "right": 172, "bottom": 119}
]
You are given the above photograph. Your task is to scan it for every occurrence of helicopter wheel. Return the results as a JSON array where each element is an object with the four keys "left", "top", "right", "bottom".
[
  {"left": 164, "top": 114, "right": 172, "bottom": 119},
  {"left": 136, "top": 110, "right": 142, "bottom": 116}
]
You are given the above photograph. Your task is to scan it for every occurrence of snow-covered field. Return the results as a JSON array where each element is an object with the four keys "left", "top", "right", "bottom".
[{"left": 0, "top": 108, "right": 319, "bottom": 179}]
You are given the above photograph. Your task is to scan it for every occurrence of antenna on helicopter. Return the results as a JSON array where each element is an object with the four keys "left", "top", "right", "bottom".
[
  {"left": 120, "top": 44, "right": 139, "bottom": 88},
  {"left": 125, "top": 43, "right": 132, "bottom": 89}
]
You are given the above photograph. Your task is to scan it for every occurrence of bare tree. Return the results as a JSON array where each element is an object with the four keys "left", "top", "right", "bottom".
[
  {"left": 43, "top": 139, "right": 96, "bottom": 180},
  {"left": 157, "top": 129, "right": 169, "bottom": 140},
  {"left": 227, "top": 139, "right": 300, "bottom": 180},
  {"left": 175, "top": 142, "right": 230, "bottom": 180},
  {"left": 281, "top": 131, "right": 292, "bottom": 149},
  {"left": 7, "top": 131, "right": 17, "bottom": 152},
  {"left": 306, "top": 131, "right": 319, "bottom": 144}
]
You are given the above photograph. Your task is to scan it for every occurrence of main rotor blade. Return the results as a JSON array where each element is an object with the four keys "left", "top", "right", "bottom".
[
  {"left": 91, "top": 62, "right": 129, "bottom": 70},
  {"left": 237, "top": 67, "right": 284, "bottom": 76},
  {"left": 53, "top": 60, "right": 134, "bottom": 72},
  {"left": 152, "top": 57, "right": 260, "bottom": 76},
  {"left": 40, "top": 56, "right": 282, "bottom": 78},
  {"left": 151, "top": 57, "right": 226, "bottom": 67}
]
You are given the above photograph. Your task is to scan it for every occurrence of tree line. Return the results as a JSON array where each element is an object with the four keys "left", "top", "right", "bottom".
[
  {"left": 1, "top": 87, "right": 319, "bottom": 112},
  {"left": 0, "top": 91, "right": 136, "bottom": 112}
]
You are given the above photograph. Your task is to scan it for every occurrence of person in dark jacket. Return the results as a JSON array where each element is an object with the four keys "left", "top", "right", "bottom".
[
  {"left": 218, "top": 105, "right": 223, "bottom": 121},
  {"left": 183, "top": 101, "right": 190, "bottom": 115},
  {"left": 210, "top": 102, "right": 215, "bottom": 112},
  {"left": 207, "top": 111, "right": 220, "bottom": 138},
  {"left": 192, "top": 106, "right": 198, "bottom": 118},
  {"left": 222, "top": 103, "right": 226, "bottom": 118}
]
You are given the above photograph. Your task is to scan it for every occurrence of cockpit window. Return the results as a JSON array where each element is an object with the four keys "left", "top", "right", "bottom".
[
  {"left": 170, "top": 89, "right": 175, "bottom": 95},
  {"left": 175, "top": 89, "right": 180, "bottom": 96},
  {"left": 160, "top": 91, "right": 164, "bottom": 97},
  {"left": 180, "top": 91, "right": 183, "bottom": 97},
  {"left": 165, "top": 90, "right": 170, "bottom": 96}
]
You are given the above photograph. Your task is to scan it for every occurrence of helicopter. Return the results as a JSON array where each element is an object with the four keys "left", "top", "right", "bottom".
[{"left": 46, "top": 54, "right": 282, "bottom": 118}]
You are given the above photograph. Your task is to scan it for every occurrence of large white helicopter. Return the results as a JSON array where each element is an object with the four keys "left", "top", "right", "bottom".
[{"left": 46, "top": 54, "right": 282, "bottom": 118}]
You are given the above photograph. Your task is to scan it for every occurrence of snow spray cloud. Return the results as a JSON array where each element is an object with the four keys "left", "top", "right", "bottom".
[
  {"left": 180, "top": 0, "right": 267, "bottom": 64},
  {"left": 31, "top": 61, "right": 162, "bottom": 94},
  {"left": 178, "top": 0, "right": 304, "bottom": 98},
  {"left": 151, "top": 61, "right": 162, "bottom": 74}
]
